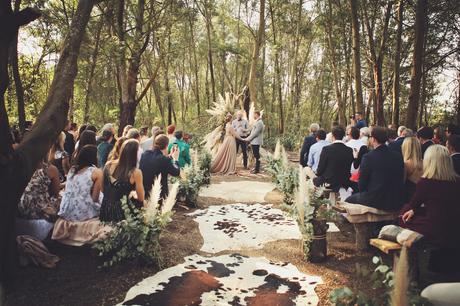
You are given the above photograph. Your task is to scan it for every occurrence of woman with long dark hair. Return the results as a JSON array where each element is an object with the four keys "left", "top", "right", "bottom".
[
  {"left": 48, "top": 132, "right": 70, "bottom": 182},
  {"left": 100, "top": 139, "right": 145, "bottom": 222},
  {"left": 73, "top": 130, "right": 97, "bottom": 161}
]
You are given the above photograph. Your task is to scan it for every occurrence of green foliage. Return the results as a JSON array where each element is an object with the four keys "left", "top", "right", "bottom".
[
  {"left": 175, "top": 150, "right": 212, "bottom": 207},
  {"left": 93, "top": 198, "right": 168, "bottom": 267},
  {"left": 329, "top": 256, "right": 432, "bottom": 306},
  {"left": 264, "top": 151, "right": 298, "bottom": 206},
  {"left": 265, "top": 134, "right": 299, "bottom": 152}
]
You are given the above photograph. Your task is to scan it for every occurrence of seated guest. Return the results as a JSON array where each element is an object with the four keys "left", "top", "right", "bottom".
[
  {"left": 417, "top": 126, "right": 434, "bottom": 157},
  {"left": 48, "top": 132, "right": 70, "bottom": 182},
  {"left": 346, "top": 127, "right": 365, "bottom": 151},
  {"left": 73, "top": 130, "right": 97, "bottom": 158},
  {"left": 122, "top": 124, "right": 133, "bottom": 137},
  {"left": 126, "top": 128, "right": 143, "bottom": 164},
  {"left": 17, "top": 161, "right": 61, "bottom": 240},
  {"left": 445, "top": 123, "right": 459, "bottom": 138},
  {"left": 75, "top": 124, "right": 87, "bottom": 145},
  {"left": 401, "top": 145, "right": 460, "bottom": 249},
  {"left": 346, "top": 126, "right": 405, "bottom": 211},
  {"left": 140, "top": 135, "right": 180, "bottom": 199},
  {"left": 52, "top": 145, "right": 107, "bottom": 245},
  {"left": 360, "top": 126, "right": 370, "bottom": 144},
  {"left": 388, "top": 126, "right": 407, "bottom": 155},
  {"left": 307, "top": 129, "right": 328, "bottom": 174},
  {"left": 433, "top": 126, "right": 443, "bottom": 144},
  {"left": 63, "top": 122, "right": 76, "bottom": 158},
  {"left": 85, "top": 125, "right": 97, "bottom": 133},
  {"left": 326, "top": 121, "right": 339, "bottom": 143},
  {"left": 97, "top": 129, "right": 114, "bottom": 168},
  {"left": 139, "top": 126, "right": 149, "bottom": 143},
  {"left": 313, "top": 126, "right": 353, "bottom": 191},
  {"left": 387, "top": 127, "right": 398, "bottom": 144},
  {"left": 100, "top": 139, "right": 145, "bottom": 222},
  {"left": 447, "top": 134, "right": 460, "bottom": 175},
  {"left": 97, "top": 123, "right": 116, "bottom": 146},
  {"left": 300, "top": 123, "right": 319, "bottom": 167},
  {"left": 141, "top": 126, "right": 161, "bottom": 152},
  {"left": 401, "top": 137, "right": 423, "bottom": 201},
  {"left": 107, "top": 136, "right": 127, "bottom": 162},
  {"left": 167, "top": 124, "right": 176, "bottom": 142},
  {"left": 168, "top": 131, "right": 191, "bottom": 168}
]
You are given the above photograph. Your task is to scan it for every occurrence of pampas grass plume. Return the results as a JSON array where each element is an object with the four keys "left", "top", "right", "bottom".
[
  {"left": 144, "top": 174, "right": 162, "bottom": 223},
  {"left": 162, "top": 182, "right": 179, "bottom": 215}
]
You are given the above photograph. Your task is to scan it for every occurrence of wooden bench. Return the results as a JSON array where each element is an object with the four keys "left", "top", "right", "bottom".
[
  {"left": 370, "top": 238, "right": 402, "bottom": 270},
  {"left": 334, "top": 202, "right": 398, "bottom": 250}
]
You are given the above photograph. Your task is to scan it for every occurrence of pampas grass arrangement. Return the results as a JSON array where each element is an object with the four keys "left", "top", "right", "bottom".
[
  {"left": 144, "top": 174, "right": 162, "bottom": 224},
  {"left": 162, "top": 182, "right": 179, "bottom": 215}
]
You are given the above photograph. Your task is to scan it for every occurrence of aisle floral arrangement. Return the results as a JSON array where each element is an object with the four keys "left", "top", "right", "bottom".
[
  {"left": 94, "top": 176, "right": 179, "bottom": 267},
  {"left": 264, "top": 140, "right": 299, "bottom": 206}
]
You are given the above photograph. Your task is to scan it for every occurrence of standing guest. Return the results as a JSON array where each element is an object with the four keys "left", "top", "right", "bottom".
[
  {"left": 139, "top": 126, "right": 149, "bottom": 143},
  {"left": 167, "top": 124, "right": 176, "bottom": 142},
  {"left": 122, "top": 125, "right": 133, "bottom": 137},
  {"left": 97, "top": 123, "right": 116, "bottom": 146},
  {"left": 326, "top": 121, "right": 339, "bottom": 143},
  {"left": 97, "top": 129, "right": 114, "bottom": 168},
  {"left": 107, "top": 136, "right": 127, "bottom": 162},
  {"left": 306, "top": 129, "right": 328, "bottom": 174},
  {"left": 313, "top": 126, "right": 354, "bottom": 191},
  {"left": 183, "top": 133, "right": 192, "bottom": 144},
  {"left": 69, "top": 122, "right": 78, "bottom": 139},
  {"left": 401, "top": 137, "right": 423, "bottom": 202},
  {"left": 401, "top": 145, "right": 460, "bottom": 249},
  {"left": 126, "top": 128, "right": 143, "bottom": 164},
  {"left": 360, "top": 127, "right": 370, "bottom": 144},
  {"left": 433, "top": 127, "right": 443, "bottom": 145},
  {"left": 244, "top": 111, "right": 265, "bottom": 174},
  {"left": 300, "top": 123, "right": 319, "bottom": 167},
  {"left": 63, "top": 122, "right": 76, "bottom": 157},
  {"left": 346, "top": 127, "right": 405, "bottom": 211},
  {"left": 141, "top": 126, "right": 162, "bottom": 152},
  {"left": 388, "top": 126, "right": 407, "bottom": 155},
  {"left": 52, "top": 146, "right": 107, "bottom": 246},
  {"left": 446, "top": 134, "right": 460, "bottom": 175},
  {"left": 417, "top": 126, "right": 434, "bottom": 157},
  {"left": 232, "top": 110, "right": 250, "bottom": 169},
  {"left": 168, "top": 131, "right": 191, "bottom": 168},
  {"left": 100, "top": 140, "right": 145, "bottom": 222},
  {"left": 73, "top": 130, "right": 97, "bottom": 160},
  {"left": 355, "top": 112, "right": 367, "bottom": 129},
  {"left": 48, "top": 132, "right": 70, "bottom": 182},
  {"left": 445, "top": 123, "right": 459, "bottom": 138},
  {"left": 140, "top": 135, "right": 181, "bottom": 199}
]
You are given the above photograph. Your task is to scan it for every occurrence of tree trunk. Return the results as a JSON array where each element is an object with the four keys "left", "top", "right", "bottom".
[
  {"left": 349, "top": 0, "right": 364, "bottom": 114},
  {"left": 0, "top": 0, "right": 93, "bottom": 286},
  {"left": 204, "top": 9, "right": 216, "bottom": 103},
  {"left": 247, "top": 0, "right": 265, "bottom": 107},
  {"left": 406, "top": 0, "right": 427, "bottom": 129},
  {"left": 457, "top": 71, "right": 460, "bottom": 126},
  {"left": 392, "top": 0, "right": 404, "bottom": 126}
]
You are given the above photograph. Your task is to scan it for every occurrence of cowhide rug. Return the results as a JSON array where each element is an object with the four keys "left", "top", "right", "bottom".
[
  {"left": 187, "top": 203, "right": 302, "bottom": 253},
  {"left": 120, "top": 254, "right": 322, "bottom": 306},
  {"left": 199, "top": 181, "right": 275, "bottom": 203}
]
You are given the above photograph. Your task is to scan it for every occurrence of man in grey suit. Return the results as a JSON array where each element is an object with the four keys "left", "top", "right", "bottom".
[
  {"left": 244, "top": 111, "right": 265, "bottom": 174},
  {"left": 232, "top": 111, "right": 249, "bottom": 169}
]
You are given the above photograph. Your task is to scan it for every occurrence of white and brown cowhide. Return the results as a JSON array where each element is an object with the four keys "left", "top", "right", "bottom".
[
  {"left": 199, "top": 181, "right": 275, "bottom": 203},
  {"left": 187, "top": 203, "right": 301, "bottom": 253},
  {"left": 120, "top": 254, "right": 322, "bottom": 306}
]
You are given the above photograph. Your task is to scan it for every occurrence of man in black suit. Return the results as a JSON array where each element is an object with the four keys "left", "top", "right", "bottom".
[
  {"left": 417, "top": 126, "right": 434, "bottom": 157},
  {"left": 139, "top": 134, "right": 181, "bottom": 199},
  {"left": 447, "top": 134, "right": 460, "bottom": 175},
  {"left": 346, "top": 127, "right": 405, "bottom": 211},
  {"left": 313, "top": 126, "right": 353, "bottom": 191},
  {"left": 388, "top": 125, "right": 407, "bottom": 155},
  {"left": 300, "top": 123, "right": 320, "bottom": 167}
]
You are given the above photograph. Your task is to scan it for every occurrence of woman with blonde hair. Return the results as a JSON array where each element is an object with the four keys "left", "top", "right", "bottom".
[
  {"left": 48, "top": 132, "right": 70, "bottom": 182},
  {"left": 401, "top": 137, "right": 423, "bottom": 201},
  {"left": 401, "top": 145, "right": 460, "bottom": 249}
]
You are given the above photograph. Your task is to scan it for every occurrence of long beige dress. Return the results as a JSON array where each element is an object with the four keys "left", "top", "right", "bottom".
[{"left": 211, "top": 123, "right": 240, "bottom": 175}]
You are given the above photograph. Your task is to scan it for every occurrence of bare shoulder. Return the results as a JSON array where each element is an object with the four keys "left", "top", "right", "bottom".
[{"left": 47, "top": 164, "right": 59, "bottom": 177}]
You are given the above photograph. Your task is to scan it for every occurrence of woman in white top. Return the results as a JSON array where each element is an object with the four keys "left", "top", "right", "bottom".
[{"left": 53, "top": 145, "right": 107, "bottom": 246}]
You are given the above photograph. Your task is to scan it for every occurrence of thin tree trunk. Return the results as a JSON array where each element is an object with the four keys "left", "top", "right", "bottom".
[
  {"left": 406, "top": 0, "right": 427, "bottom": 129},
  {"left": 457, "top": 71, "right": 460, "bottom": 126},
  {"left": 247, "top": 0, "right": 265, "bottom": 107},
  {"left": 392, "top": 0, "right": 404, "bottom": 126},
  {"left": 349, "top": 0, "right": 364, "bottom": 114}
]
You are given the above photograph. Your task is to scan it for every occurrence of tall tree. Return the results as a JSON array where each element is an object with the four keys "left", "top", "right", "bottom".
[
  {"left": 349, "top": 0, "right": 364, "bottom": 114},
  {"left": 406, "top": 0, "right": 428, "bottom": 129},
  {"left": 0, "top": 0, "right": 94, "bottom": 287},
  {"left": 391, "top": 0, "right": 404, "bottom": 125},
  {"left": 247, "top": 0, "right": 265, "bottom": 107}
]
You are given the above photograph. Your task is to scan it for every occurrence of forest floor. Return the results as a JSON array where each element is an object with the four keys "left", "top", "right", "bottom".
[{"left": 5, "top": 163, "right": 384, "bottom": 306}]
